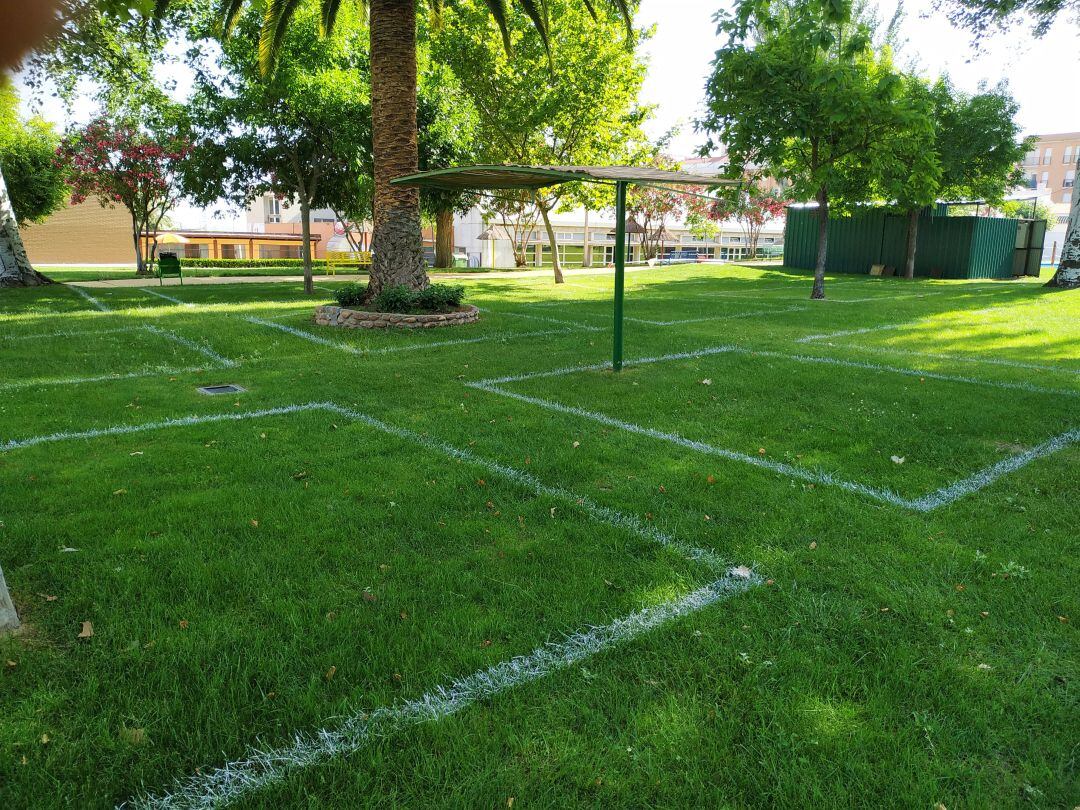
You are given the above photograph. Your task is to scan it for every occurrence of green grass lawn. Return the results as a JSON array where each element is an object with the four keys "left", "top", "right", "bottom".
[{"left": 0, "top": 264, "right": 1076, "bottom": 808}]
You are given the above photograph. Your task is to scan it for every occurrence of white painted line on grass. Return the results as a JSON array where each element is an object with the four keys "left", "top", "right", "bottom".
[
  {"left": 69, "top": 285, "right": 110, "bottom": 312},
  {"left": 245, "top": 315, "right": 577, "bottom": 355},
  {"left": 0, "top": 327, "right": 142, "bottom": 342},
  {"left": 144, "top": 325, "right": 239, "bottom": 369},
  {"left": 625, "top": 305, "right": 807, "bottom": 326},
  {"left": 476, "top": 307, "right": 603, "bottom": 331},
  {"left": 0, "top": 400, "right": 729, "bottom": 572},
  {"left": 141, "top": 288, "right": 195, "bottom": 307},
  {"left": 128, "top": 571, "right": 756, "bottom": 810},
  {"left": 836, "top": 343, "right": 1080, "bottom": 377},
  {"left": 467, "top": 347, "right": 1080, "bottom": 511},
  {"left": 0, "top": 366, "right": 214, "bottom": 393}
]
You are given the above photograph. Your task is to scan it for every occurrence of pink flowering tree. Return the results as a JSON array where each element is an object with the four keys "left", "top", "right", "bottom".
[
  {"left": 695, "top": 184, "right": 787, "bottom": 258},
  {"left": 59, "top": 119, "right": 189, "bottom": 275}
]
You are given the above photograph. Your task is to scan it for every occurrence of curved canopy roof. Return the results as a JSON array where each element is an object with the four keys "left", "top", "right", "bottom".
[{"left": 391, "top": 164, "right": 737, "bottom": 191}]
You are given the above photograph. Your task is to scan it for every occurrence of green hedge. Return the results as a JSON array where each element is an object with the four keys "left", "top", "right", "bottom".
[{"left": 179, "top": 258, "right": 309, "bottom": 269}]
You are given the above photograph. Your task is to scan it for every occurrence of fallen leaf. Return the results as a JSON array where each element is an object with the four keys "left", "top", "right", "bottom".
[
  {"left": 758, "top": 447, "right": 766, "bottom": 455},
  {"left": 976, "top": 663, "right": 992, "bottom": 671},
  {"left": 765, "top": 579, "right": 775, "bottom": 586},
  {"left": 1059, "top": 616, "right": 1069, "bottom": 623},
  {"left": 325, "top": 611, "right": 337, "bottom": 621},
  {"left": 178, "top": 620, "right": 189, "bottom": 630},
  {"left": 730, "top": 565, "right": 752, "bottom": 579},
  {"left": 325, "top": 665, "right": 336, "bottom": 681},
  {"left": 362, "top": 591, "right": 377, "bottom": 603},
  {"left": 880, "top": 607, "right": 890, "bottom": 613},
  {"left": 658, "top": 485, "right": 666, "bottom": 493},
  {"left": 955, "top": 584, "right": 965, "bottom": 592},
  {"left": 706, "top": 474, "right": 716, "bottom": 485},
  {"left": 476, "top": 478, "right": 486, "bottom": 487},
  {"left": 112, "top": 488, "right": 127, "bottom": 496},
  {"left": 77, "top": 621, "right": 94, "bottom": 639},
  {"left": 250, "top": 519, "right": 259, "bottom": 528},
  {"left": 392, "top": 672, "right": 403, "bottom": 683},
  {"left": 40, "top": 733, "right": 51, "bottom": 745},
  {"left": 808, "top": 541, "right": 817, "bottom": 550},
  {"left": 980, "top": 611, "right": 989, "bottom": 618},
  {"left": 120, "top": 726, "right": 147, "bottom": 746},
  {"left": 572, "top": 441, "right": 580, "bottom": 448},
  {"left": 890, "top": 455, "right": 906, "bottom": 465},
  {"left": 700, "top": 379, "right": 712, "bottom": 386},
  {"left": 399, "top": 611, "right": 408, "bottom": 620},
  {"left": 5, "top": 659, "right": 16, "bottom": 669},
  {"left": 37, "top": 593, "right": 57, "bottom": 602},
  {"left": 481, "top": 639, "right": 492, "bottom": 648}
]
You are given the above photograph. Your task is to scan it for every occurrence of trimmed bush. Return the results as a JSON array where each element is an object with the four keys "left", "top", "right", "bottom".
[
  {"left": 180, "top": 258, "right": 308, "bottom": 269},
  {"left": 333, "top": 282, "right": 367, "bottom": 308},
  {"left": 372, "top": 284, "right": 416, "bottom": 313},
  {"left": 415, "top": 284, "right": 465, "bottom": 311}
]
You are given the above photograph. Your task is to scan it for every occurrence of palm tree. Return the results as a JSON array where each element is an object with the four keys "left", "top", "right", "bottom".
[{"left": 196, "top": 0, "right": 633, "bottom": 297}]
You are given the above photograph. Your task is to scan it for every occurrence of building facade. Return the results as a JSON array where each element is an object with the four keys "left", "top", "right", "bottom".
[{"left": 1020, "top": 132, "right": 1078, "bottom": 207}]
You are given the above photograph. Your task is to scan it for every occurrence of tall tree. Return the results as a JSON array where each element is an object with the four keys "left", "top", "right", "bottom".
[
  {"left": 0, "top": 80, "right": 68, "bottom": 287},
  {"left": 872, "top": 76, "right": 1028, "bottom": 278},
  {"left": 181, "top": 3, "right": 371, "bottom": 294},
  {"left": 59, "top": 118, "right": 189, "bottom": 275},
  {"left": 432, "top": 0, "right": 648, "bottom": 282},
  {"left": 701, "top": 0, "right": 917, "bottom": 299},
  {"left": 1046, "top": 162, "right": 1079, "bottom": 288},
  {"left": 157, "top": 0, "right": 633, "bottom": 298}
]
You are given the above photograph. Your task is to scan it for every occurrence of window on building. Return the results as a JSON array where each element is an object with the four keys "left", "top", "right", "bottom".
[
  {"left": 1025, "top": 150, "right": 1039, "bottom": 165},
  {"left": 556, "top": 231, "right": 583, "bottom": 242},
  {"left": 221, "top": 243, "right": 246, "bottom": 259},
  {"left": 1040, "top": 172, "right": 1049, "bottom": 187},
  {"left": 1042, "top": 147, "right": 1053, "bottom": 165},
  {"left": 313, "top": 217, "right": 336, "bottom": 223},
  {"left": 1026, "top": 173, "right": 1038, "bottom": 189},
  {"left": 177, "top": 243, "right": 209, "bottom": 259},
  {"left": 1064, "top": 170, "right": 1075, "bottom": 188},
  {"left": 265, "top": 197, "right": 282, "bottom": 224},
  {"left": 1065, "top": 146, "right": 1074, "bottom": 164},
  {"left": 259, "top": 244, "right": 301, "bottom": 259}
]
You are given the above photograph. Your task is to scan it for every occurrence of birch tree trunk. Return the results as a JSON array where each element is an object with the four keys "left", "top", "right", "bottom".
[
  {"left": 0, "top": 166, "right": 49, "bottom": 288},
  {"left": 1046, "top": 157, "right": 1079, "bottom": 289},
  {"left": 0, "top": 564, "right": 18, "bottom": 633}
]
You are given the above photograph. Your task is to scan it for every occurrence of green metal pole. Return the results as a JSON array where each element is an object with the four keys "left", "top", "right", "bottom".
[{"left": 612, "top": 181, "right": 627, "bottom": 371}]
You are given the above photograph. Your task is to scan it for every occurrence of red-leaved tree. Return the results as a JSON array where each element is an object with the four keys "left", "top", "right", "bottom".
[{"left": 59, "top": 119, "right": 188, "bottom": 275}]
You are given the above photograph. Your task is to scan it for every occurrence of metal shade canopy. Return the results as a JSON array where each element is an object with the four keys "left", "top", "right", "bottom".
[{"left": 393, "top": 165, "right": 737, "bottom": 371}]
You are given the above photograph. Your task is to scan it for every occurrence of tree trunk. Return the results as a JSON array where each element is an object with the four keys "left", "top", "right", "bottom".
[
  {"left": 0, "top": 168, "right": 48, "bottom": 287},
  {"left": 811, "top": 185, "right": 828, "bottom": 299},
  {"left": 132, "top": 213, "right": 149, "bottom": 276},
  {"left": 582, "top": 208, "right": 592, "bottom": 267},
  {"left": 1046, "top": 158, "right": 1079, "bottom": 289},
  {"left": 368, "top": 0, "right": 427, "bottom": 299},
  {"left": 903, "top": 209, "right": 919, "bottom": 280},
  {"left": 0, "top": 563, "right": 18, "bottom": 633},
  {"left": 434, "top": 208, "right": 454, "bottom": 268},
  {"left": 538, "top": 201, "right": 564, "bottom": 283},
  {"left": 299, "top": 196, "right": 314, "bottom": 295}
]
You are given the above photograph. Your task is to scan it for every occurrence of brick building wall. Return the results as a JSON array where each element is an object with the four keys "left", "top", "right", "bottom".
[{"left": 21, "top": 201, "right": 135, "bottom": 265}]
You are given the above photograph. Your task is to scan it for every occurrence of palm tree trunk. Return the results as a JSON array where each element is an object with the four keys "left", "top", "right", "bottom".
[
  {"left": 368, "top": 0, "right": 427, "bottom": 298},
  {"left": 0, "top": 167, "right": 49, "bottom": 287},
  {"left": 434, "top": 208, "right": 454, "bottom": 268},
  {"left": 1047, "top": 157, "right": 1079, "bottom": 289}
]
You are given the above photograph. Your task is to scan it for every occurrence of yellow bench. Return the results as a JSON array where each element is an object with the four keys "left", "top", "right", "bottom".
[{"left": 325, "top": 250, "right": 372, "bottom": 275}]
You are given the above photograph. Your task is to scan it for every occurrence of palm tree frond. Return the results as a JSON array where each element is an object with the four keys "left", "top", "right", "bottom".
[
  {"left": 320, "top": 0, "right": 347, "bottom": 35},
  {"left": 218, "top": 0, "right": 247, "bottom": 36},
  {"left": 515, "top": 0, "right": 550, "bottom": 52},
  {"left": 259, "top": 0, "right": 305, "bottom": 75},
  {"left": 479, "top": 0, "right": 514, "bottom": 53}
]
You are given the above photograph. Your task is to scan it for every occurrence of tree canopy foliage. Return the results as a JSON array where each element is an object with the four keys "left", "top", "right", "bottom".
[{"left": 0, "top": 80, "right": 67, "bottom": 225}]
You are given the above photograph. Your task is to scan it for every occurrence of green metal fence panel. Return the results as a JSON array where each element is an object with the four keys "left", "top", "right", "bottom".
[
  {"left": 783, "top": 205, "right": 1021, "bottom": 279},
  {"left": 969, "top": 217, "right": 1018, "bottom": 279}
]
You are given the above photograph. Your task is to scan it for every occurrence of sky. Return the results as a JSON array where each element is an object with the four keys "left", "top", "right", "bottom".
[{"left": 636, "top": 0, "right": 1080, "bottom": 156}]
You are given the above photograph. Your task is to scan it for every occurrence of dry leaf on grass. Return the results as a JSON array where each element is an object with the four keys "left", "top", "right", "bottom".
[
  {"left": 362, "top": 591, "right": 377, "bottom": 603},
  {"left": 77, "top": 621, "right": 93, "bottom": 639},
  {"left": 325, "top": 665, "right": 336, "bottom": 681}
]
